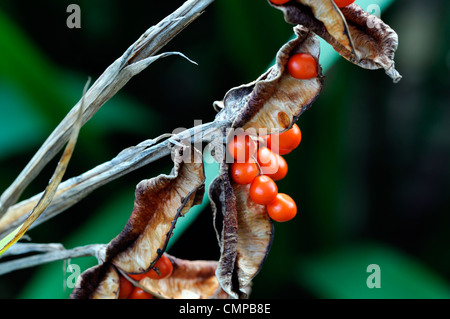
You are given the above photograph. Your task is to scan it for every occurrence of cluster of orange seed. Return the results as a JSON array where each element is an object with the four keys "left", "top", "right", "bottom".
[
  {"left": 118, "top": 254, "right": 173, "bottom": 299},
  {"left": 228, "top": 124, "right": 303, "bottom": 222}
]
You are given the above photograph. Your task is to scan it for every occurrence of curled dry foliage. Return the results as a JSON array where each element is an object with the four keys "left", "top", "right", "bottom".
[
  {"left": 269, "top": 0, "right": 402, "bottom": 82},
  {"left": 209, "top": 25, "right": 323, "bottom": 298}
]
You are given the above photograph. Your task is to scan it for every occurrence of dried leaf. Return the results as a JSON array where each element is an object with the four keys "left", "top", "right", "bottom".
[{"left": 270, "top": 0, "right": 401, "bottom": 82}]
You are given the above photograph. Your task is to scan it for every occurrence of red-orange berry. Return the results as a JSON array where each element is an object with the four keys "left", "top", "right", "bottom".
[
  {"left": 128, "top": 287, "right": 154, "bottom": 299},
  {"left": 228, "top": 132, "right": 257, "bottom": 162},
  {"left": 266, "top": 193, "right": 297, "bottom": 222},
  {"left": 268, "top": 154, "right": 288, "bottom": 181},
  {"left": 118, "top": 276, "right": 134, "bottom": 299},
  {"left": 333, "top": 0, "right": 355, "bottom": 8},
  {"left": 231, "top": 159, "right": 259, "bottom": 185},
  {"left": 256, "top": 147, "right": 288, "bottom": 181},
  {"left": 128, "top": 272, "right": 146, "bottom": 281},
  {"left": 249, "top": 175, "right": 278, "bottom": 205},
  {"left": 256, "top": 147, "right": 278, "bottom": 175},
  {"left": 266, "top": 124, "right": 302, "bottom": 155},
  {"left": 269, "top": 0, "right": 290, "bottom": 5},
  {"left": 145, "top": 254, "right": 173, "bottom": 280},
  {"left": 287, "top": 53, "right": 318, "bottom": 80}
]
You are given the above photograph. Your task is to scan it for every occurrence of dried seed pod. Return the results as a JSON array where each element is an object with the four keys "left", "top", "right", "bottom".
[
  {"left": 217, "top": 25, "right": 323, "bottom": 135},
  {"left": 106, "top": 146, "right": 205, "bottom": 275},
  {"left": 138, "top": 254, "right": 221, "bottom": 299},
  {"left": 270, "top": 0, "right": 401, "bottom": 82},
  {"left": 209, "top": 25, "right": 322, "bottom": 299},
  {"left": 209, "top": 167, "right": 275, "bottom": 299},
  {"left": 70, "top": 146, "right": 207, "bottom": 298},
  {"left": 70, "top": 263, "right": 119, "bottom": 299},
  {"left": 209, "top": 165, "right": 240, "bottom": 299},
  {"left": 233, "top": 183, "right": 273, "bottom": 297},
  {"left": 71, "top": 256, "right": 223, "bottom": 299}
]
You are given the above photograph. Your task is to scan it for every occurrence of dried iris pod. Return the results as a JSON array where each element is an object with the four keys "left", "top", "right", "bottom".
[
  {"left": 70, "top": 263, "right": 120, "bottom": 299},
  {"left": 139, "top": 254, "right": 223, "bottom": 299},
  {"left": 71, "top": 24, "right": 324, "bottom": 300},
  {"left": 70, "top": 146, "right": 213, "bottom": 298},
  {"left": 106, "top": 146, "right": 205, "bottom": 275},
  {"left": 70, "top": 256, "right": 223, "bottom": 299},
  {"left": 269, "top": 0, "right": 402, "bottom": 82},
  {"left": 210, "top": 25, "right": 322, "bottom": 298},
  {"left": 216, "top": 25, "right": 324, "bottom": 134}
]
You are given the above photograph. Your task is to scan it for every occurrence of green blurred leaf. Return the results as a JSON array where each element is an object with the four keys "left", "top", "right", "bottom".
[
  {"left": 296, "top": 242, "right": 450, "bottom": 299},
  {"left": 0, "top": 81, "right": 49, "bottom": 159},
  {"left": 0, "top": 10, "right": 71, "bottom": 124}
]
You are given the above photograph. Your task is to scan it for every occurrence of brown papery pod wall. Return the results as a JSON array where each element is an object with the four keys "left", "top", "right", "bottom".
[
  {"left": 210, "top": 25, "right": 323, "bottom": 298},
  {"left": 270, "top": 0, "right": 401, "bottom": 82}
]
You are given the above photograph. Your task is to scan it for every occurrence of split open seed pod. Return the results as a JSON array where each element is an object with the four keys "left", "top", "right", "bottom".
[
  {"left": 209, "top": 25, "right": 322, "bottom": 298},
  {"left": 70, "top": 263, "right": 120, "bottom": 299},
  {"left": 138, "top": 254, "right": 225, "bottom": 299},
  {"left": 106, "top": 145, "right": 205, "bottom": 275},
  {"left": 269, "top": 0, "right": 401, "bottom": 82},
  {"left": 71, "top": 255, "right": 224, "bottom": 299},
  {"left": 70, "top": 145, "right": 218, "bottom": 299},
  {"left": 216, "top": 25, "right": 323, "bottom": 135}
]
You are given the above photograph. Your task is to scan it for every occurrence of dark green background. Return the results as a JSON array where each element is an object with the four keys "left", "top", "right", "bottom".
[{"left": 0, "top": 0, "right": 449, "bottom": 299}]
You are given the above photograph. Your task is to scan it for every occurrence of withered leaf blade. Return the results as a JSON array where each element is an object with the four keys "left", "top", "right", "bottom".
[
  {"left": 270, "top": 0, "right": 401, "bottom": 82},
  {"left": 105, "top": 146, "right": 205, "bottom": 275},
  {"left": 138, "top": 254, "right": 222, "bottom": 299},
  {"left": 220, "top": 25, "right": 323, "bottom": 134}
]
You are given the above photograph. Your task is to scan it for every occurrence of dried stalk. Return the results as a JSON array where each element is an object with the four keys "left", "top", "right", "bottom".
[
  {"left": 0, "top": 0, "right": 215, "bottom": 218},
  {"left": 0, "top": 242, "right": 65, "bottom": 258},
  {"left": 0, "top": 0, "right": 216, "bottom": 274},
  {"left": 0, "top": 120, "right": 227, "bottom": 240},
  {"left": 0, "top": 244, "right": 106, "bottom": 276}
]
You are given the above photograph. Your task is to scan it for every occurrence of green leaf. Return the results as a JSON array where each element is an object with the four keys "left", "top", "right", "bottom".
[{"left": 296, "top": 242, "right": 450, "bottom": 299}]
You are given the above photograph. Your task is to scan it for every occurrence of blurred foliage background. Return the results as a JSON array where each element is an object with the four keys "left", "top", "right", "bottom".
[{"left": 0, "top": 0, "right": 449, "bottom": 299}]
